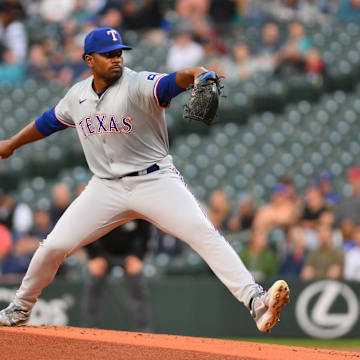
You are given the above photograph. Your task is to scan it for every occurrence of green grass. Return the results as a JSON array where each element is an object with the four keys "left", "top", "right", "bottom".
[{"left": 227, "top": 338, "right": 360, "bottom": 351}]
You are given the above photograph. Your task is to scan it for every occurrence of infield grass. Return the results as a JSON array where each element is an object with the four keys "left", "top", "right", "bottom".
[{"left": 228, "top": 338, "right": 360, "bottom": 351}]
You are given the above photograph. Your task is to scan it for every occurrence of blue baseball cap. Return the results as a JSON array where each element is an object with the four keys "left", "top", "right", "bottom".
[
  {"left": 272, "top": 183, "right": 287, "bottom": 195},
  {"left": 83, "top": 27, "right": 131, "bottom": 55}
]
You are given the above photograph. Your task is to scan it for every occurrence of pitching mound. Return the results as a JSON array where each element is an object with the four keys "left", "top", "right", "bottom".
[{"left": 0, "top": 326, "right": 358, "bottom": 360}]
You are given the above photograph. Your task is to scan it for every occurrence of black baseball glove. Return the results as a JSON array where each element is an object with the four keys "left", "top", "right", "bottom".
[{"left": 183, "top": 71, "right": 222, "bottom": 126}]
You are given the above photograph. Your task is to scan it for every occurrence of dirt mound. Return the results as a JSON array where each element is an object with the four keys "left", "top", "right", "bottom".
[{"left": 1, "top": 326, "right": 359, "bottom": 360}]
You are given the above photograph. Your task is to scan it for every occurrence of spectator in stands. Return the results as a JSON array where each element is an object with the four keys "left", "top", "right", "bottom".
[
  {"left": 335, "top": 167, "right": 360, "bottom": 225},
  {"left": 70, "top": 0, "right": 97, "bottom": 24},
  {"left": 206, "top": 189, "right": 230, "bottom": 232},
  {"left": 49, "top": 182, "right": 72, "bottom": 225},
  {"left": 239, "top": 230, "right": 278, "bottom": 282},
  {"left": 0, "top": 191, "right": 33, "bottom": 238},
  {"left": 206, "top": 58, "right": 227, "bottom": 78},
  {"left": 275, "top": 20, "right": 312, "bottom": 76},
  {"left": 344, "top": 224, "right": 360, "bottom": 281},
  {"left": 227, "top": 193, "right": 255, "bottom": 232},
  {"left": 280, "top": 175, "right": 302, "bottom": 207},
  {"left": 336, "top": 0, "right": 360, "bottom": 22},
  {"left": 82, "top": 220, "right": 153, "bottom": 332},
  {"left": 39, "top": 0, "right": 76, "bottom": 23},
  {"left": 0, "top": 1, "right": 27, "bottom": 63},
  {"left": 300, "top": 186, "right": 327, "bottom": 229},
  {"left": 233, "top": 0, "right": 265, "bottom": 27},
  {"left": 196, "top": 18, "right": 228, "bottom": 72},
  {"left": 26, "top": 44, "right": 53, "bottom": 82},
  {"left": 209, "top": 0, "right": 236, "bottom": 30},
  {"left": 31, "top": 207, "right": 53, "bottom": 239},
  {"left": 1, "top": 234, "right": 38, "bottom": 277},
  {"left": 222, "top": 42, "right": 259, "bottom": 81},
  {"left": 0, "top": 48, "right": 25, "bottom": 86},
  {"left": 286, "top": 19, "right": 312, "bottom": 52},
  {"left": 279, "top": 226, "right": 307, "bottom": 278},
  {"left": 304, "top": 47, "right": 325, "bottom": 75},
  {"left": 100, "top": 0, "right": 122, "bottom": 14},
  {"left": 0, "top": 205, "right": 55, "bottom": 277},
  {"left": 252, "top": 183, "right": 299, "bottom": 235},
  {"left": 296, "top": 0, "right": 330, "bottom": 24},
  {"left": 317, "top": 170, "right": 339, "bottom": 206},
  {"left": 2, "top": 205, "right": 52, "bottom": 276},
  {"left": 166, "top": 28, "right": 204, "bottom": 72},
  {"left": 99, "top": 6, "right": 124, "bottom": 33},
  {"left": 256, "top": 22, "right": 282, "bottom": 73},
  {"left": 257, "top": 22, "right": 281, "bottom": 56},
  {"left": 40, "top": 37, "right": 58, "bottom": 64},
  {"left": 122, "top": 0, "right": 163, "bottom": 30},
  {"left": 304, "top": 47, "right": 325, "bottom": 76},
  {"left": 301, "top": 223, "right": 344, "bottom": 280},
  {"left": 60, "top": 36, "right": 90, "bottom": 84},
  {"left": 61, "top": 18, "right": 79, "bottom": 40},
  {"left": 175, "top": 0, "right": 210, "bottom": 18},
  {"left": 340, "top": 219, "right": 357, "bottom": 251},
  {"left": 0, "top": 224, "right": 12, "bottom": 273},
  {"left": 318, "top": 208, "right": 343, "bottom": 248}
]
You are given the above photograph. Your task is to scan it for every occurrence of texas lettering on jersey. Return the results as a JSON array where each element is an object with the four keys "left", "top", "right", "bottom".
[{"left": 78, "top": 114, "right": 133, "bottom": 138}]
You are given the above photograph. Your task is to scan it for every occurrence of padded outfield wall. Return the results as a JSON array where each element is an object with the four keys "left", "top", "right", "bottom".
[{"left": 0, "top": 278, "right": 358, "bottom": 339}]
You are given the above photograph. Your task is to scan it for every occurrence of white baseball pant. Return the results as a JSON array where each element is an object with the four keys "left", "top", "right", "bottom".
[{"left": 14, "top": 156, "right": 259, "bottom": 311}]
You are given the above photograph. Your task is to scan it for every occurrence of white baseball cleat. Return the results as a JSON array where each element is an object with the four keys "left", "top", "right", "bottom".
[
  {"left": 250, "top": 280, "right": 290, "bottom": 333},
  {"left": 0, "top": 302, "right": 31, "bottom": 326}
]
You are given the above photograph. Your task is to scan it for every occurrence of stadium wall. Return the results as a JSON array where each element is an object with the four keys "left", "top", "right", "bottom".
[{"left": 0, "top": 278, "right": 358, "bottom": 339}]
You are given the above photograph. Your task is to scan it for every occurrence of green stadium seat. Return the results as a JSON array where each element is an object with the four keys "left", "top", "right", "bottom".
[
  {"left": 223, "top": 154, "right": 237, "bottom": 168},
  {"left": 204, "top": 174, "right": 218, "bottom": 189},
  {"left": 310, "top": 152, "right": 324, "bottom": 166},
  {"left": 350, "top": 142, "right": 360, "bottom": 155},
  {"left": 233, "top": 174, "right": 248, "bottom": 189},
  {"left": 301, "top": 162, "right": 315, "bottom": 176},
  {"left": 264, "top": 174, "right": 276, "bottom": 188},
  {"left": 252, "top": 153, "right": 266, "bottom": 168},
  {"left": 11, "top": 88, "right": 26, "bottom": 103},
  {"left": 213, "top": 164, "right": 227, "bottom": 178},
  {"left": 319, "top": 142, "right": 333, "bottom": 156},
  {"left": 271, "top": 132, "right": 285, "bottom": 146},
  {"left": 340, "top": 152, "right": 353, "bottom": 166},
  {"left": 262, "top": 143, "right": 276, "bottom": 158},
  {"left": 330, "top": 162, "right": 343, "bottom": 176}
]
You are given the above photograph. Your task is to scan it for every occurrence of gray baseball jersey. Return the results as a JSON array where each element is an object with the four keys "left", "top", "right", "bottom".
[
  {"left": 55, "top": 67, "right": 169, "bottom": 178},
  {"left": 10, "top": 67, "right": 261, "bottom": 323},
  {"left": 1, "top": 26, "right": 289, "bottom": 333}
]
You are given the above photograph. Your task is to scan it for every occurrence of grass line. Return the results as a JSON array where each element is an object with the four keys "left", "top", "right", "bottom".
[{"left": 226, "top": 338, "right": 360, "bottom": 351}]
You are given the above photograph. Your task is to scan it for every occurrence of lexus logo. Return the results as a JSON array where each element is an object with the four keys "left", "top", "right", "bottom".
[{"left": 295, "top": 280, "right": 359, "bottom": 339}]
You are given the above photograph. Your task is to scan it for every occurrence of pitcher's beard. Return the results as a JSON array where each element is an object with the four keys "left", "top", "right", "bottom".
[{"left": 105, "top": 67, "right": 123, "bottom": 85}]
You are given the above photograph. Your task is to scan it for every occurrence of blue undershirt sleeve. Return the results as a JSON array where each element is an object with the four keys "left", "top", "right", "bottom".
[
  {"left": 35, "top": 107, "right": 68, "bottom": 136},
  {"left": 155, "top": 72, "right": 186, "bottom": 107}
]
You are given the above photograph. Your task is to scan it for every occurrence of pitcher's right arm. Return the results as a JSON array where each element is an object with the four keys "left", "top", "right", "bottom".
[
  {"left": 0, "top": 104, "right": 72, "bottom": 159},
  {"left": 0, "top": 121, "right": 45, "bottom": 160}
]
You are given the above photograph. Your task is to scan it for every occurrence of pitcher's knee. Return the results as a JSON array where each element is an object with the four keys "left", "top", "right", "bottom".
[
  {"left": 39, "top": 238, "right": 70, "bottom": 262},
  {"left": 180, "top": 217, "right": 220, "bottom": 245}
]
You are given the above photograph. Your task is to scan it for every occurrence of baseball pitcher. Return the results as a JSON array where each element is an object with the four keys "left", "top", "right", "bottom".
[{"left": 0, "top": 28, "right": 289, "bottom": 333}]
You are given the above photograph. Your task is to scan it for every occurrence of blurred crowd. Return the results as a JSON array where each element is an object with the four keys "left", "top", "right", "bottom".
[
  {"left": 203, "top": 166, "right": 360, "bottom": 283},
  {"left": 1, "top": 0, "right": 360, "bottom": 284},
  {"left": 1, "top": 0, "right": 360, "bottom": 87},
  {"left": 1, "top": 165, "right": 360, "bottom": 283}
]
